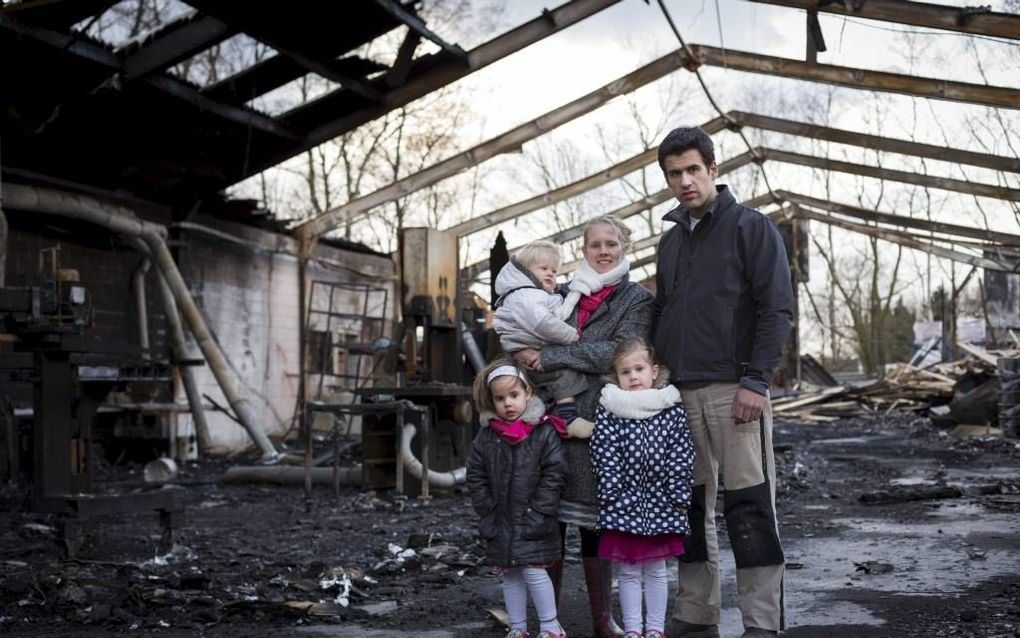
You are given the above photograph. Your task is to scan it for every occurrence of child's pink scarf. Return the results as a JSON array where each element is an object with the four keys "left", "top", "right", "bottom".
[{"left": 489, "top": 414, "right": 569, "bottom": 445}]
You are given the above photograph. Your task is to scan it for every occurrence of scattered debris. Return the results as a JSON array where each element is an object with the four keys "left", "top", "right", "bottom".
[
  {"left": 859, "top": 481, "right": 1019, "bottom": 504},
  {"left": 854, "top": 561, "right": 894, "bottom": 575},
  {"left": 354, "top": 600, "right": 398, "bottom": 616},
  {"left": 319, "top": 567, "right": 352, "bottom": 606},
  {"left": 775, "top": 345, "right": 1019, "bottom": 423}
]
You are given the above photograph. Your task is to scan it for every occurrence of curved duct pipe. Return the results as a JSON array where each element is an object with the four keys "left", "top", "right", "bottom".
[
  {"left": 131, "top": 256, "right": 151, "bottom": 358},
  {"left": 2, "top": 183, "right": 277, "bottom": 461},
  {"left": 223, "top": 465, "right": 363, "bottom": 485},
  {"left": 401, "top": 423, "right": 466, "bottom": 487},
  {"left": 127, "top": 238, "right": 213, "bottom": 456},
  {"left": 0, "top": 140, "right": 5, "bottom": 286},
  {"left": 0, "top": 190, "right": 6, "bottom": 288},
  {"left": 460, "top": 322, "right": 486, "bottom": 373}
]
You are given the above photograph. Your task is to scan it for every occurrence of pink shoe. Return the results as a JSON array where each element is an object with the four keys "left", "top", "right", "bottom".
[
  {"left": 623, "top": 632, "right": 643, "bottom": 638},
  {"left": 507, "top": 631, "right": 531, "bottom": 638},
  {"left": 646, "top": 631, "right": 667, "bottom": 638},
  {"left": 536, "top": 632, "right": 567, "bottom": 638}
]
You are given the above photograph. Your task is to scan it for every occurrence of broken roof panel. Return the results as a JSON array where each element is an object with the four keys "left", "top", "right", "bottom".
[{"left": 0, "top": 0, "right": 617, "bottom": 209}]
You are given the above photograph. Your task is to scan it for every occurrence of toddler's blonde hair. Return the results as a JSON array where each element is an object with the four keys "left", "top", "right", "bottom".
[{"left": 513, "top": 240, "right": 562, "bottom": 269}]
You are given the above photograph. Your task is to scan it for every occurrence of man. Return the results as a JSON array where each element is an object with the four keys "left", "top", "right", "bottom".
[{"left": 650, "top": 127, "right": 793, "bottom": 638}]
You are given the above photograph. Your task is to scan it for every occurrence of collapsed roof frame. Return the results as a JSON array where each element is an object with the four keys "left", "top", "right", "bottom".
[
  {"left": 745, "top": 0, "right": 1020, "bottom": 40},
  {"left": 294, "top": 10, "right": 1019, "bottom": 249},
  {"left": 458, "top": 109, "right": 1020, "bottom": 280},
  {"left": 0, "top": 0, "right": 623, "bottom": 203}
]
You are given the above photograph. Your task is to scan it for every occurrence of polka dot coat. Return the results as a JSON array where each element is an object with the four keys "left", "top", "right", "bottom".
[{"left": 590, "top": 403, "right": 694, "bottom": 536}]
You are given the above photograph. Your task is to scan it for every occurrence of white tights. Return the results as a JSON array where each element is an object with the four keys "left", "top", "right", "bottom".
[
  {"left": 502, "top": 566, "right": 562, "bottom": 634},
  {"left": 617, "top": 558, "right": 669, "bottom": 634}
]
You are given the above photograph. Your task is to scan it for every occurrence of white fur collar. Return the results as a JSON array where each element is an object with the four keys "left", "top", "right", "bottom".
[
  {"left": 556, "top": 258, "right": 630, "bottom": 320},
  {"left": 480, "top": 395, "right": 546, "bottom": 425},
  {"left": 599, "top": 384, "right": 681, "bottom": 420}
]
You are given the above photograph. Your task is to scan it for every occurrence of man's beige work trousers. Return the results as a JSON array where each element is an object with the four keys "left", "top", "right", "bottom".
[{"left": 672, "top": 382, "right": 785, "bottom": 632}]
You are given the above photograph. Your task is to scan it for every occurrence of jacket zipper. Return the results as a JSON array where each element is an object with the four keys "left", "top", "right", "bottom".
[{"left": 507, "top": 441, "right": 516, "bottom": 567}]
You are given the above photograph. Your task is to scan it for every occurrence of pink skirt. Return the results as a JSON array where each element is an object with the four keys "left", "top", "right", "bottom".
[{"left": 599, "top": 530, "right": 686, "bottom": 564}]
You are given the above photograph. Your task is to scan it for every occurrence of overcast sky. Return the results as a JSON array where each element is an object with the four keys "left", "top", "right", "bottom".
[{"left": 227, "top": 0, "right": 1018, "bottom": 353}]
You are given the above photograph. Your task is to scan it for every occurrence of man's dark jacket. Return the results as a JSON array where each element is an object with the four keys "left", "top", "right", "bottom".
[{"left": 652, "top": 185, "right": 793, "bottom": 396}]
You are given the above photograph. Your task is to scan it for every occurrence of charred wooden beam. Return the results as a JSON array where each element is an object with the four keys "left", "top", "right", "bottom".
[
  {"left": 459, "top": 153, "right": 769, "bottom": 281},
  {"left": 0, "top": 15, "right": 299, "bottom": 140},
  {"left": 117, "top": 11, "right": 235, "bottom": 80},
  {"left": 293, "top": 0, "right": 624, "bottom": 236},
  {"left": 792, "top": 205, "right": 1015, "bottom": 271},
  {"left": 202, "top": 55, "right": 385, "bottom": 103},
  {"left": 0, "top": 0, "right": 118, "bottom": 30},
  {"left": 449, "top": 116, "right": 729, "bottom": 237},
  {"left": 277, "top": 47, "right": 383, "bottom": 103},
  {"left": 386, "top": 29, "right": 422, "bottom": 87},
  {"left": 728, "top": 111, "right": 1020, "bottom": 174},
  {"left": 144, "top": 77, "right": 300, "bottom": 140},
  {"left": 745, "top": 0, "right": 1020, "bottom": 40},
  {"left": 761, "top": 148, "right": 1020, "bottom": 201},
  {"left": 560, "top": 204, "right": 795, "bottom": 275},
  {"left": 459, "top": 111, "right": 1019, "bottom": 242},
  {"left": 293, "top": 1, "right": 659, "bottom": 239},
  {"left": 689, "top": 45, "right": 1020, "bottom": 110},
  {"left": 777, "top": 191, "right": 1020, "bottom": 247},
  {"left": 372, "top": 0, "right": 467, "bottom": 62}
]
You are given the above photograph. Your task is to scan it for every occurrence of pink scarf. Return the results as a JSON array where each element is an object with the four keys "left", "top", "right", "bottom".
[
  {"left": 576, "top": 284, "right": 618, "bottom": 335},
  {"left": 489, "top": 415, "right": 569, "bottom": 445}
]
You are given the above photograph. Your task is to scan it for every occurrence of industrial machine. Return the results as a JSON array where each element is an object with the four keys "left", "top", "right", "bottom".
[
  {"left": 345, "top": 227, "right": 476, "bottom": 498},
  {"left": 0, "top": 272, "right": 182, "bottom": 557}
]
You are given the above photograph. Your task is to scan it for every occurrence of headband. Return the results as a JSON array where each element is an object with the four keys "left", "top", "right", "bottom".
[{"left": 486, "top": 365, "right": 529, "bottom": 387}]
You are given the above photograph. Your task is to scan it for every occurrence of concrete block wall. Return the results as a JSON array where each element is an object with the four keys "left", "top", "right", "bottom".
[
  {"left": 4, "top": 209, "right": 395, "bottom": 455},
  {"left": 177, "top": 218, "right": 396, "bottom": 453}
]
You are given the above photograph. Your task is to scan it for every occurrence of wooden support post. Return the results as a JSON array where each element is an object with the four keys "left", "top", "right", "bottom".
[{"left": 745, "top": 0, "right": 1020, "bottom": 40}]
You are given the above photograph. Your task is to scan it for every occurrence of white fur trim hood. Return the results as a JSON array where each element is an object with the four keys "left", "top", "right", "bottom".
[{"left": 599, "top": 383, "right": 681, "bottom": 420}]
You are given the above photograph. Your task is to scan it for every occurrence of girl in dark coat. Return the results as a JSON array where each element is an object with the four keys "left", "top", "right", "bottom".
[
  {"left": 514, "top": 215, "right": 654, "bottom": 638},
  {"left": 466, "top": 359, "right": 570, "bottom": 638},
  {"left": 591, "top": 337, "right": 695, "bottom": 638}
]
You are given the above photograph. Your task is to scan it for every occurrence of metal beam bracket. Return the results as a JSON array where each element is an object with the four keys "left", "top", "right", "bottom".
[{"left": 958, "top": 5, "right": 992, "bottom": 26}]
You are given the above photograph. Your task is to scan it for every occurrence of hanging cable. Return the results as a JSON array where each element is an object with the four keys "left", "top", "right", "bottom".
[{"left": 656, "top": 0, "right": 781, "bottom": 205}]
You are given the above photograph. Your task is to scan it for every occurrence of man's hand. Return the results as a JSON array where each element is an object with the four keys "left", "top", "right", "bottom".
[
  {"left": 731, "top": 387, "right": 766, "bottom": 424},
  {"left": 513, "top": 348, "right": 543, "bottom": 371}
]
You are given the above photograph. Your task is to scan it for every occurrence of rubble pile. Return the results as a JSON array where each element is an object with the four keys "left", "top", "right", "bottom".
[{"left": 775, "top": 345, "right": 1019, "bottom": 427}]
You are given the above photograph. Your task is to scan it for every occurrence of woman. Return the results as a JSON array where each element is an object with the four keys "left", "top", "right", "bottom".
[{"left": 514, "top": 215, "right": 653, "bottom": 638}]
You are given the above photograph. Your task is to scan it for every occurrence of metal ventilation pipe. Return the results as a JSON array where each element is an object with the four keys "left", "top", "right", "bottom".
[
  {"left": 401, "top": 423, "right": 466, "bottom": 487},
  {"left": 131, "top": 256, "right": 151, "bottom": 358},
  {"left": 2, "top": 182, "right": 277, "bottom": 461},
  {"left": 460, "top": 322, "right": 486, "bottom": 372},
  {"left": 223, "top": 465, "right": 363, "bottom": 486},
  {"left": 127, "top": 237, "right": 213, "bottom": 456},
  {"left": 0, "top": 139, "right": 6, "bottom": 287}
]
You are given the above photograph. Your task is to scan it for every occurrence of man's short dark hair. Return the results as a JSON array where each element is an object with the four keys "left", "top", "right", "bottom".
[{"left": 657, "top": 126, "right": 715, "bottom": 170}]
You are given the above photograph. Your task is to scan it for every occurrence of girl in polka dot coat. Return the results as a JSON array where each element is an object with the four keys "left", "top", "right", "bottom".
[{"left": 590, "top": 337, "right": 695, "bottom": 638}]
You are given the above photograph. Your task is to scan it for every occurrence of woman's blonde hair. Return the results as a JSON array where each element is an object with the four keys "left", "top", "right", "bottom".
[
  {"left": 583, "top": 215, "right": 632, "bottom": 253},
  {"left": 472, "top": 357, "right": 532, "bottom": 412},
  {"left": 608, "top": 336, "right": 671, "bottom": 388},
  {"left": 514, "top": 240, "right": 562, "bottom": 269}
]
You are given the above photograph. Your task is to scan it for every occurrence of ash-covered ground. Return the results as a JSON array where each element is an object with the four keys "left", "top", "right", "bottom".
[{"left": 2, "top": 414, "right": 1019, "bottom": 638}]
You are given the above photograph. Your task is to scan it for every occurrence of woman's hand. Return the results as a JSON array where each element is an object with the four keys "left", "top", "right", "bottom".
[{"left": 513, "top": 348, "right": 542, "bottom": 371}]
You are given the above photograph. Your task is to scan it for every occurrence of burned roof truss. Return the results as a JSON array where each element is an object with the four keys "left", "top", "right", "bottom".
[{"left": 0, "top": 0, "right": 621, "bottom": 209}]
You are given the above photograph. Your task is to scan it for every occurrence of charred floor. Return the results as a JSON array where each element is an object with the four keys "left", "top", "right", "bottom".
[{"left": 1, "top": 413, "right": 1018, "bottom": 638}]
